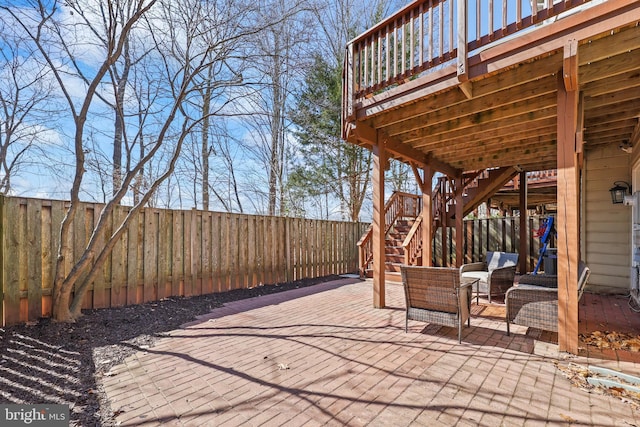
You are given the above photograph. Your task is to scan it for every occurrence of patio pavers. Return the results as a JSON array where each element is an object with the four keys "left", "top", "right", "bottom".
[{"left": 102, "top": 278, "right": 640, "bottom": 426}]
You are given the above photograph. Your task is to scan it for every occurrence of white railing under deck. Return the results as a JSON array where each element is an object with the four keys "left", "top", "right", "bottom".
[{"left": 342, "top": 0, "right": 594, "bottom": 133}]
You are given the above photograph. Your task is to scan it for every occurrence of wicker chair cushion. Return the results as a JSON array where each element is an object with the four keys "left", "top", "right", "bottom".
[
  {"left": 461, "top": 271, "right": 489, "bottom": 293},
  {"left": 487, "top": 251, "right": 519, "bottom": 272},
  {"left": 461, "top": 271, "right": 488, "bottom": 282}
]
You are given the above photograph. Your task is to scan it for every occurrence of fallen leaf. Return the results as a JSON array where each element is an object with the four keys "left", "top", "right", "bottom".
[{"left": 560, "top": 414, "right": 576, "bottom": 422}]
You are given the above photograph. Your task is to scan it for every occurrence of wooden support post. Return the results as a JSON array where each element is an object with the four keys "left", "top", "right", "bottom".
[
  {"left": 441, "top": 179, "right": 448, "bottom": 267},
  {"left": 455, "top": 176, "right": 464, "bottom": 267},
  {"left": 422, "top": 166, "right": 434, "bottom": 266},
  {"left": 519, "top": 171, "right": 528, "bottom": 274},
  {"left": 557, "top": 47, "right": 580, "bottom": 354},
  {"left": 457, "top": 0, "right": 472, "bottom": 99},
  {"left": 372, "top": 140, "right": 386, "bottom": 308}
]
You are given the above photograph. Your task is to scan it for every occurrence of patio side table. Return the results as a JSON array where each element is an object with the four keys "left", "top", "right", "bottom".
[{"left": 461, "top": 278, "right": 481, "bottom": 304}]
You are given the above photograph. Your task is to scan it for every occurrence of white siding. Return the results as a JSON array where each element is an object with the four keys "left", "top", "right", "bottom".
[{"left": 584, "top": 144, "right": 631, "bottom": 294}]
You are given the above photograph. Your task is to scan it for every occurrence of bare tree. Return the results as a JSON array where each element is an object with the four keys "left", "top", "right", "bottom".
[
  {"left": 179, "top": 116, "right": 246, "bottom": 212},
  {"left": 236, "top": 0, "right": 313, "bottom": 216},
  {"left": 2, "top": 0, "right": 272, "bottom": 321},
  {"left": 284, "top": 0, "right": 399, "bottom": 221},
  {"left": 0, "top": 17, "right": 59, "bottom": 195}
]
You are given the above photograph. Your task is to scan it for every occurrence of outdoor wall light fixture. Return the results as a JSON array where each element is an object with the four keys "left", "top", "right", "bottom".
[{"left": 610, "top": 181, "right": 631, "bottom": 204}]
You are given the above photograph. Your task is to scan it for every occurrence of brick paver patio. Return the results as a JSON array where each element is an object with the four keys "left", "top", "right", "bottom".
[{"left": 102, "top": 277, "right": 640, "bottom": 426}]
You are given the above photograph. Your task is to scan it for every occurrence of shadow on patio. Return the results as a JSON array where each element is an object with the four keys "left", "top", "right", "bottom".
[{"left": 102, "top": 277, "right": 640, "bottom": 426}]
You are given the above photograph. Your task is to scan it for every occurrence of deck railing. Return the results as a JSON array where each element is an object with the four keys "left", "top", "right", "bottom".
[
  {"left": 343, "top": 0, "right": 593, "bottom": 129},
  {"left": 501, "top": 169, "right": 558, "bottom": 190}
]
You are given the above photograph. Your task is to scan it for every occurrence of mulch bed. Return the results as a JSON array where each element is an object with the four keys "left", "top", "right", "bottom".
[{"left": 0, "top": 275, "right": 342, "bottom": 426}]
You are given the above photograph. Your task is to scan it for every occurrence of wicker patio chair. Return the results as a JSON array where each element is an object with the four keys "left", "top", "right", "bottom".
[
  {"left": 401, "top": 266, "right": 473, "bottom": 343},
  {"left": 460, "top": 251, "right": 519, "bottom": 303},
  {"left": 505, "top": 262, "right": 590, "bottom": 335}
]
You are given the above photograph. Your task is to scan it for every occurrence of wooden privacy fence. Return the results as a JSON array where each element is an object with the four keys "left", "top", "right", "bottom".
[
  {"left": 434, "top": 215, "right": 551, "bottom": 270},
  {"left": 0, "top": 196, "right": 368, "bottom": 326}
]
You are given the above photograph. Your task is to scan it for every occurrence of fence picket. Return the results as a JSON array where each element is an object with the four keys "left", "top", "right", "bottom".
[
  {"left": 111, "top": 206, "right": 126, "bottom": 307},
  {"left": 92, "top": 205, "right": 108, "bottom": 309},
  {"left": 4, "top": 198, "right": 22, "bottom": 324},
  {"left": 41, "top": 202, "right": 54, "bottom": 316},
  {"left": 26, "top": 199, "right": 42, "bottom": 320}
]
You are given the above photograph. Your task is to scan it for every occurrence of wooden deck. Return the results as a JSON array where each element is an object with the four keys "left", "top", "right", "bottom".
[{"left": 342, "top": 0, "right": 640, "bottom": 174}]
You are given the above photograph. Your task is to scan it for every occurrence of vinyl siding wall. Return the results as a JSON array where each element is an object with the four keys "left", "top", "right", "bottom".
[{"left": 584, "top": 144, "right": 631, "bottom": 294}]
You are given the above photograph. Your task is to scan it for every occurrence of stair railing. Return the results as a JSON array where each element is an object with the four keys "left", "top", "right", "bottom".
[
  {"left": 402, "top": 215, "right": 423, "bottom": 265},
  {"left": 357, "top": 191, "right": 421, "bottom": 276}
]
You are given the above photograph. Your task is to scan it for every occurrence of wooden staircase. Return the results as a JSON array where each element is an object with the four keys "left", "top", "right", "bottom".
[
  {"left": 380, "top": 218, "right": 416, "bottom": 283},
  {"left": 357, "top": 192, "right": 421, "bottom": 281},
  {"left": 357, "top": 168, "right": 557, "bottom": 275},
  {"left": 358, "top": 167, "right": 526, "bottom": 276},
  {"left": 433, "top": 166, "right": 520, "bottom": 229}
]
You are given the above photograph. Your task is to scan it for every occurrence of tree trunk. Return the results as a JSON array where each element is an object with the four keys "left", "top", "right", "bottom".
[
  {"left": 201, "top": 71, "right": 212, "bottom": 211},
  {"left": 113, "top": 40, "right": 130, "bottom": 196}
]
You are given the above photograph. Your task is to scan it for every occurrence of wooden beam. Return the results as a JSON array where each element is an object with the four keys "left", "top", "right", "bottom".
[
  {"left": 579, "top": 23, "right": 640, "bottom": 66},
  {"left": 372, "top": 140, "right": 386, "bottom": 308},
  {"left": 519, "top": 171, "right": 528, "bottom": 274},
  {"left": 464, "top": 167, "right": 520, "bottom": 215},
  {"left": 585, "top": 97, "right": 640, "bottom": 120},
  {"left": 577, "top": 92, "right": 585, "bottom": 168},
  {"left": 417, "top": 111, "right": 557, "bottom": 148},
  {"left": 458, "top": 81, "right": 473, "bottom": 99},
  {"left": 422, "top": 166, "right": 434, "bottom": 266},
  {"left": 362, "top": 52, "right": 562, "bottom": 128},
  {"left": 425, "top": 154, "right": 462, "bottom": 179},
  {"left": 455, "top": 176, "right": 464, "bottom": 267},
  {"left": 631, "top": 119, "right": 640, "bottom": 147},
  {"left": 439, "top": 135, "right": 558, "bottom": 165},
  {"left": 585, "top": 117, "right": 638, "bottom": 132},
  {"left": 584, "top": 121, "right": 637, "bottom": 139},
  {"left": 586, "top": 85, "right": 640, "bottom": 110},
  {"left": 556, "top": 72, "right": 580, "bottom": 354},
  {"left": 411, "top": 164, "right": 424, "bottom": 190},
  {"left": 351, "top": 123, "right": 462, "bottom": 179},
  {"left": 357, "top": 64, "right": 460, "bottom": 121},
  {"left": 407, "top": 92, "right": 557, "bottom": 146},
  {"left": 353, "top": 122, "right": 378, "bottom": 146},
  {"left": 563, "top": 39, "right": 578, "bottom": 92},
  {"left": 383, "top": 135, "right": 429, "bottom": 167},
  {"left": 580, "top": 49, "right": 640, "bottom": 85},
  {"left": 386, "top": 77, "right": 558, "bottom": 139},
  {"left": 582, "top": 69, "right": 640, "bottom": 98}
]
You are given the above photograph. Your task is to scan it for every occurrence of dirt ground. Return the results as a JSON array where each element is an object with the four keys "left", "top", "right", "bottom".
[{"left": 0, "top": 275, "right": 343, "bottom": 426}]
